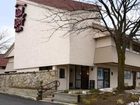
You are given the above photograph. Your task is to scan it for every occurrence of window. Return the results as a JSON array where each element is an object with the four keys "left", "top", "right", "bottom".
[
  {"left": 97, "top": 68, "right": 103, "bottom": 80},
  {"left": 124, "top": 71, "right": 131, "bottom": 79},
  {"left": 59, "top": 68, "right": 65, "bottom": 78},
  {"left": 137, "top": 72, "right": 140, "bottom": 79},
  {"left": 39, "top": 66, "right": 52, "bottom": 71},
  {"left": 132, "top": 44, "right": 140, "bottom": 53}
]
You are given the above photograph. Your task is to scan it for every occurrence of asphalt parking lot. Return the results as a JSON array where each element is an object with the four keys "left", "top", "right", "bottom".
[{"left": 0, "top": 93, "right": 61, "bottom": 105}]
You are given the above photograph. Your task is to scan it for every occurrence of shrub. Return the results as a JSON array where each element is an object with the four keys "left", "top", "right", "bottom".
[
  {"left": 89, "top": 89, "right": 100, "bottom": 94},
  {"left": 129, "top": 94, "right": 139, "bottom": 102},
  {"left": 81, "top": 98, "right": 97, "bottom": 105},
  {"left": 116, "top": 99, "right": 125, "bottom": 105},
  {"left": 63, "top": 89, "right": 69, "bottom": 93}
]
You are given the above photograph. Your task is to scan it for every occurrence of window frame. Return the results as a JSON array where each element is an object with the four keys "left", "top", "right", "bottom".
[{"left": 59, "top": 68, "right": 65, "bottom": 79}]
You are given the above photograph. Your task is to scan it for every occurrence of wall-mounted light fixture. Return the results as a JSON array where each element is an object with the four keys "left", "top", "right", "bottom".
[
  {"left": 91, "top": 67, "right": 94, "bottom": 71},
  {"left": 111, "top": 72, "right": 113, "bottom": 76}
]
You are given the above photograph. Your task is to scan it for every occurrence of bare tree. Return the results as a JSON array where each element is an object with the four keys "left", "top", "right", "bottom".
[
  {"left": 97, "top": 0, "right": 140, "bottom": 92},
  {"left": 38, "top": 0, "right": 140, "bottom": 92},
  {"left": 0, "top": 29, "right": 13, "bottom": 54}
]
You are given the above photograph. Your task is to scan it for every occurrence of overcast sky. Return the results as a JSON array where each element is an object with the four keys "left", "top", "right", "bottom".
[
  {"left": 0, "top": 0, "right": 16, "bottom": 28},
  {"left": 0, "top": 0, "right": 92, "bottom": 36},
  {"left": 0, "top": 0, "right": 16, "bottom": 38},
  {"left": 0, "top": 0, "right": 87, "bottom": 28}
]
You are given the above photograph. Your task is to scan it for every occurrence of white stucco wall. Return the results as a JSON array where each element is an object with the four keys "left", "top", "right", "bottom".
[
  {"left": 16, "top": 67, "right": 39, "bottom": 73},
  {"left": 57, "top": 65, "right": 69, "bottom": 90},
  {"left": 89, "top": 66, "right": 97, "bottom": 88},
  {"left": 69, "top": 10, "right": 98, "bottom": 66},
  {"left": 95, "top": 36, "right": 113, "bottom": 48},
  {"left": 70, "top": 33, "right": 95, "bottom": 66},
  {"left": 136, "top": 77, "right": 140, "bottom": 88},
  {"left": 15, "top": 1, "right": 70, "bottom": 69},
  {"left": 14, "top": 0, "right": 98, "bottom": 70},
  {"left": 110, "top": 66, "right": 118, "bottom": 88},
  {"left": 5, "top": 57, "right": 15, "bottom": 72},
  {"left": 7, "top": 48, "right": 14, "bottom": 58}
]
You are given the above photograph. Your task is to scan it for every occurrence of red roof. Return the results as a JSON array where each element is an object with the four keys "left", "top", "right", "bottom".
[
  {"left": 0, "top": 54, "right": 8, "bottom": 67},
  {"left": 29, "top": 0, "right": 99, "bottom": 11}
]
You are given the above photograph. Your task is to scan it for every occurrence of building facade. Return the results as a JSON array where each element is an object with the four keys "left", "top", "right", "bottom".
[{"left": 5, "top": 0, "right": 140, "bottom": 90}]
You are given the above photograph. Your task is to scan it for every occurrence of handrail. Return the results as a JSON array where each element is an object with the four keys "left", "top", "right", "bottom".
[
  {"left": 36, "top": 80, "right": 60, "bottom": 100},
  {"left": 43, "top": 80, "right": 60, "bottom": 92},
  {"left": 43, "top": 80, "right": 60, "bottom": 88}
]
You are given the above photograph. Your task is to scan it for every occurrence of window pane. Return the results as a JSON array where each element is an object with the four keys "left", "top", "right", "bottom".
[
  {"left": 124, "top": 71, "right": 131, "bottom": 79},
  {"left": 97, "top": 68, "right": 103, "bottom": 80},
  {"left": 97, "top": 80, "right": 103, "bottom": 88},
  {"left": 75, "top": 80, "right": 81, "bottom": 88},
  {"left": 137, "top": 72, "right": 140, "bottom": 79},
  {"left": 59, "top": 68, "right": 65, "bottom": 78},
  {"left": 132, "top": 44, "right": 140, "bottom": 53},
  {"left": 39, "top": 66, "right": 52, "bottom": 70},
  {"left": 76, "top": 67, "right": 81, "bottom": 79}
]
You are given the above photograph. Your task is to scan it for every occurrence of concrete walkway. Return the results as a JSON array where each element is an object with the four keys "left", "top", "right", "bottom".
[{"left": 42, "top": 98, "right": 77, "bottom": 105}]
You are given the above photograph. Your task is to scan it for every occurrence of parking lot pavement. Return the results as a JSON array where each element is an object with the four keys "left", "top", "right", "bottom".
[{"left": 0, "top": 93, "right": 61, "bottom": 105}]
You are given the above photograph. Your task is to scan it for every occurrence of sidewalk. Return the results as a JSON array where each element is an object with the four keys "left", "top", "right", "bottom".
[{"left": 41, "top": 98, "right": 77, "bottom": 105}]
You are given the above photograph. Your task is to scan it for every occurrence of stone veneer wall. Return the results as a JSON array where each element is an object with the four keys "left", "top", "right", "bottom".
[{"left": 0, "top": 70, "right": 56, "bottom": 99}]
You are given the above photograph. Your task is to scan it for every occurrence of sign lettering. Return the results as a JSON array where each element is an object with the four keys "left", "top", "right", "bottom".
[{"left": 14, "top": 3, "right": 27, "bottom": 33}]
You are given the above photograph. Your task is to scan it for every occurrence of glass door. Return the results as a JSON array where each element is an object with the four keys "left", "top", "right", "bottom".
[
  {"left": 75, "top": 66, "right": 89, "bottom": 89},
  {"left": 103, "top": 69, "right": 110, "bottom": 88},
  {"left": 75, "top": 66, "right": 81, "bottom": 89},
  {"left": 81, "top": 66, "right": 89, "bottom": 89},
  {"left": 97, "top": 68, "right": 104, "bottom": 88},
  {"left": 97, "top": 68, "right": 110, "bottom": 88}
]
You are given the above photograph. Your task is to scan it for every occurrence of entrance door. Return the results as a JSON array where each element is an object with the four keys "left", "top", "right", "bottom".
[
  {"left": 97, "top": 68, "right": 110, "bottom": 88},
  {"left": 75, "top": 66, "right": 89, "bottom": 89},
  {"left": 81, "top": 66, "right": 89, "bottom": 89},
  {"left": 132, "top": 71, "right": 136, "bottom": 89}
]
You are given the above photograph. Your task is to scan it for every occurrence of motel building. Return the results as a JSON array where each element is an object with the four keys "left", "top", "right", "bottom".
[{"left": 5, "top": 0, "right": 140, "bottom": 90}]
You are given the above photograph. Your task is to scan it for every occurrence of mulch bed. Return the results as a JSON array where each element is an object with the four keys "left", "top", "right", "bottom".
[{"left": 80, "top": 92, "right": 139, "bottom": 105}]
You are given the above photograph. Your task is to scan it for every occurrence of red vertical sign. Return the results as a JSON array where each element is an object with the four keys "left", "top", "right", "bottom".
[{"left": 14, "top": 3, "right": 27, "bottom": 33}]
